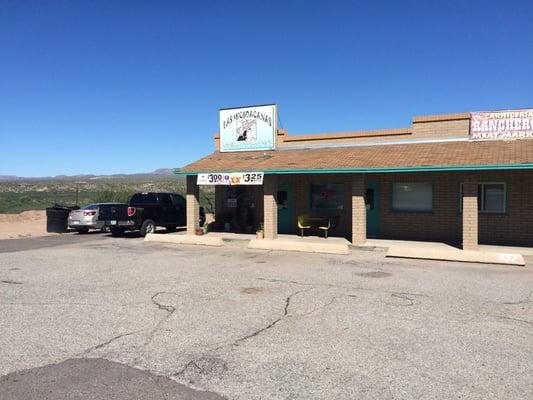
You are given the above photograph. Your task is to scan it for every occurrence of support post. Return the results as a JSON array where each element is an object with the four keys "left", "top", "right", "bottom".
[
  {"left": 352, "top": 174, "right": 366, "bottom": 245},
  {"left": 263, "top": 175, "right": 278, "bottom": 239},
  {"left": 462, "top": 178, "right": 478, "bottom": 250},
  {"left": 186, "top": 175, "right": 200, "bottom": 235}
]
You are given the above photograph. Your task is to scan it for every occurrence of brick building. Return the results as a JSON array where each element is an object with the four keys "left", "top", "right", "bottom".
[{"left": 177, "top": 108, "right": 533, "bottom": 249}]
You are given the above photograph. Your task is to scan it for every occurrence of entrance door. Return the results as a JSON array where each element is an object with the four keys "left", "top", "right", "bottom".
[
  {"left": 365, "top": 182, "right": 380, "bottom": 238},
  {"left": 277, "top": 182, "right": 292, "bottom": 234}
]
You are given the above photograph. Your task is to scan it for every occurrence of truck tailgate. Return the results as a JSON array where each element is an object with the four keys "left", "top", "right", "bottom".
[{"left": 97, "top": 204, "right": 129, "bottom": 222}]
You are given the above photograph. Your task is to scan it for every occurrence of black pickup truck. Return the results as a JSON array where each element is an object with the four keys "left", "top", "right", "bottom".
[{"left": 98, "top": 192, "right": 205, "bottom": 237}]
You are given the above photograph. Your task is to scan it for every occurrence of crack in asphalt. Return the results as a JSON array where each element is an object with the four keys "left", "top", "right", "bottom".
[
  {"left": 173, "top": 289, "right": 360, "bottom": 380},
  {"left": 389, "top": 292, "right": 416, "bottom": 306},
  {"left": 78, "top": 292, "right": 179, "bottom": 357},
  {"left": 151, "top": 292, "right": 177, "bottom": 314},
  {"left": 173, "top": 357, "right": 228, "bottom": 378},
  {"left": 298, "top": 293, "right": 359, "bottom": 317},
  {"left": 233, "top": 289, "right": 308, "bottom": 345},
  {"left": 495, "top": 315, "right": 533, "bottom": 326},
  {"left": 1, "top": 280, "right": 23, "bottom": 285},
  {"left": 142, "top": 292, "right": 179, "bottom": 349},
  {"left": 255, "top": 277, "right": 428, "bottom": 299},
  {"left": 502, "top": 291, "right": 533, "bottom": 305},
  {"left": 78, "top": 330, "right": 143, "bottom": 356}
]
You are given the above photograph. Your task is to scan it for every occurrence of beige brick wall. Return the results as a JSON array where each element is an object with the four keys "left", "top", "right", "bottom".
[
  {"left": 280, "top": 131, "right": 413, "bottom": 147},
  {"left": 411, "top": 118, "right": 470, "bottom": 139},
  {"left": 214, "top": 114, "right": 472, "bottom": 150},
  {"left": 351, "top": 174, "right": 366, "bottom": 245},
  {"left": 462, "top": 178, "right": 478, "bottom": 250},
  {"left": 212, "top": 170, "right": 533, "bottom": 247},
  {"left": 186, "top": 175, "right": 200, "bottom": 234},
  {"left": 263, "top": 175, "right": 278, "bottom": 239}
]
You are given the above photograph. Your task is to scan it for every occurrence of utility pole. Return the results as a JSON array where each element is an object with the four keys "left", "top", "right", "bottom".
[{"left": 74, "top": 181, "right": 85, "bottom": 207}]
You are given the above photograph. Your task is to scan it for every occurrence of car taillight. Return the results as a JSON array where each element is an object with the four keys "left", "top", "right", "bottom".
[
  {"left": 83, "top": 211, "right": 96, "bottom": 216},
  {"left": 127, "top": 207, "right": 136, "bottom": 217}
]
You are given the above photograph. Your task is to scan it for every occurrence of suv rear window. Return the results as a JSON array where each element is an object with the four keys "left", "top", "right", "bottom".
[
  {"left": 171, "top": 194, "right": 185, "bottom": 208},
  {"left": 130, "top": 193, "right": 158, "bottom": 204}
]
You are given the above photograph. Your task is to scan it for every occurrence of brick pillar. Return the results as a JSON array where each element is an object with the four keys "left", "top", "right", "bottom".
[
  {"left": 186, "top": 175, "right": 200, "bottom": 235},
  {"left": 352, "top": 174, "right": 366, "bottom": 245},
  {"left": 462, "top": 179, "right": 478, "bottom": 250},
  {"left": 263, "top": 175, "right": 278, "bottom": 239}
]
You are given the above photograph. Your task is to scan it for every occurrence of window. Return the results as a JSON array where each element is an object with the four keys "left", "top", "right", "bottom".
[
  {"left": 365, "top": 188, "right": 374, "bottom": 211},
  {"left": 130, "top": 193, "right": 158, "bottom": 204},
  {"left": 277, "top": 190, "right": 288, "bottom": 209},
  {"left": 171, "top": 194, "right": 185, "bottom": 208},
  {"left": 310, "top": 183, "right": 344, "bottom": 215},
  {"left": 460, "top": 183, "right": 506, "bottom": 213},
  {"left": 392, "top": 182, "right": 433, "bottom": 212}
]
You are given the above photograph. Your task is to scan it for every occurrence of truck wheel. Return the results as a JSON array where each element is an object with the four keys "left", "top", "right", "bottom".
[
  {"left": 140, "top": 219, "right": 156, "bottom": 237},
  {"left": 110, "top": 227, "right": 125, "bottom": 237}
]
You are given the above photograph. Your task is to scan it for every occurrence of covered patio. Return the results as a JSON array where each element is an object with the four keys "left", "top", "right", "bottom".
[{"left": 177, "top": 138, "right": 533, "bottom": 251}]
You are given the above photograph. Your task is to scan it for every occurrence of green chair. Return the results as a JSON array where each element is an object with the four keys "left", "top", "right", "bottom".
[{"left": 297, "top": 214, "right": 311, "bottom": 237}]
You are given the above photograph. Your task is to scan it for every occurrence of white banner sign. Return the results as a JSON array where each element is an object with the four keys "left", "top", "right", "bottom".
[
  {"left": 470, "top": 109, "right": 533, "bottom": 140},
  {"left": 219, "top": 104, "right": 277, "bottom": 152},
  {"left": 197, "top": 172, "right": 264, "bottom": 185}
]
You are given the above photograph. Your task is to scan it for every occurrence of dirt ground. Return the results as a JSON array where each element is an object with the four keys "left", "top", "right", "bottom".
[{"left": 0, "top": 210, "right": 49, "bottom": 240}]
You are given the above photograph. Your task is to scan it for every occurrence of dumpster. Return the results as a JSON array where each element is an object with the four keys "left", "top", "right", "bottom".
[{"left": 46, "top": 205, "right": 80, "bottom": 233}]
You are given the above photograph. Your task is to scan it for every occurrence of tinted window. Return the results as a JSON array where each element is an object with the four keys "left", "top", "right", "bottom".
[
  {"left": 365, "top": 189, "right": 374, "bottom": 211},
  {"left": 310, "top": 183, "right": 345, "bottom": 215},
  {"left": 161, "top": 194, "right": 173, "bottom": 206},
  {"left": 171, "top": 194, "right": 185, "bottom": 207},
  {"left": 83, "top": 204, "right": 97, "bottom": 210},
  {"left": 392, "top": 182, "right": 433, "bottom": 212},
  {"left": 130, "top": 193, "right": 158, "bottom": 204},
  {"left": 483, "top": 184, "right": 505, "bottom": 212}
]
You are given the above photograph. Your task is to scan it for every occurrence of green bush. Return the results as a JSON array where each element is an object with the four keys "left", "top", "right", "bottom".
[{"left": 93, "top": 189, "right": 134, "bottom": 204}]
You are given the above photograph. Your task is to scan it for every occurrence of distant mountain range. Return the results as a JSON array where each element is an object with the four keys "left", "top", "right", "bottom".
[{"left": 0, "top": 168, "right": 175, "bottom": 182}]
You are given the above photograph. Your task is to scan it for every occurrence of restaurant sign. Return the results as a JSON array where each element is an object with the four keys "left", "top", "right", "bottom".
[
  {"left": 470, "top": 109, "right": 533, "bottom": 140},
  {"left": 219, "top": 104, "right": 277, "bottom": 152},
  {"left": 197, "top": 172, "right": 264, "bottom": 185}
]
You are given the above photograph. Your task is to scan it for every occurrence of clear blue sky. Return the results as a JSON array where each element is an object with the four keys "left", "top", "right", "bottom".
[{"left": 1, "top": 1, "right": 532, "bottom": 177}]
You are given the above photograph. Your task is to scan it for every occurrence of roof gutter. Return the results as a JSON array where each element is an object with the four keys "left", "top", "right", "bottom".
[{"left": 174, "top": 163, "right": 533, "bottom": 176}]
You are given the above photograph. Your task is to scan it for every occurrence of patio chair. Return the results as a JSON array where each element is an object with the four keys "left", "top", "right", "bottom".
[
  {"left": 318, "top": 218, "right": 331, "bottom": 238},
  {"left": 297, "top": 214, "right": 311, "bottom": 237},
  {"left": 318, "top": 216, "right": 338, "bottom": 239}
]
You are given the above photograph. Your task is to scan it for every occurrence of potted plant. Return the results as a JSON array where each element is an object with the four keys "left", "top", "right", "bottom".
[
  {"left": 195, "top": 227, "right": 204, "bottom": 236},
  {"left": 256, "top": 223, "right": 264, "bottom": 239}
]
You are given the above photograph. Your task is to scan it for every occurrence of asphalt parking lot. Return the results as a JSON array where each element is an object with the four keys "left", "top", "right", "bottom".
[{"left": 0, "top": 234, "right": 532, "bottom": 400}]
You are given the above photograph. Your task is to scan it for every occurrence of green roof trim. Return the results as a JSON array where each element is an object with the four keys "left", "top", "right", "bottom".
[{"left": 174, "top": 163, "right": 533, "bottom": 176}]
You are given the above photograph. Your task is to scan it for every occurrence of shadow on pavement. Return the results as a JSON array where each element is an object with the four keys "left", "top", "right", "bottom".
[{"left": 0, "top": 358, "right": 225, "bottom": 400}]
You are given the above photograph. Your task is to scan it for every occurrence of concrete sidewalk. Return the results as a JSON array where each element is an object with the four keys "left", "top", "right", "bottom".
[
  {"left": 360, "top": 238, "right": 533, "bottom": 257},
  {"left": 145, "top": 232, "right": 351, "bottom": 255},
  {"left": 249, "top": 235, "right": 351, "bottom": 255},
  {"left": 360, "top": 239, "right": 527, "bottom": 266},
  {"left": 144, "top": 233, "right": 529, "bottom": 264},
  {"left": 386, "top": 246, "right": 525, "bottom": 266}
]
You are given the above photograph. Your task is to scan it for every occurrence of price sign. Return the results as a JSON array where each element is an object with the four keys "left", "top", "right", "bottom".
[{"left": 197, "top": 172, "right": 264, "bottom": 185}]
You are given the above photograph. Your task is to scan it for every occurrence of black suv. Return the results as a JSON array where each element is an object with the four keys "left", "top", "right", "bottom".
[{"left": 98, "top": 192, "right": 205, "bottom": 237}]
